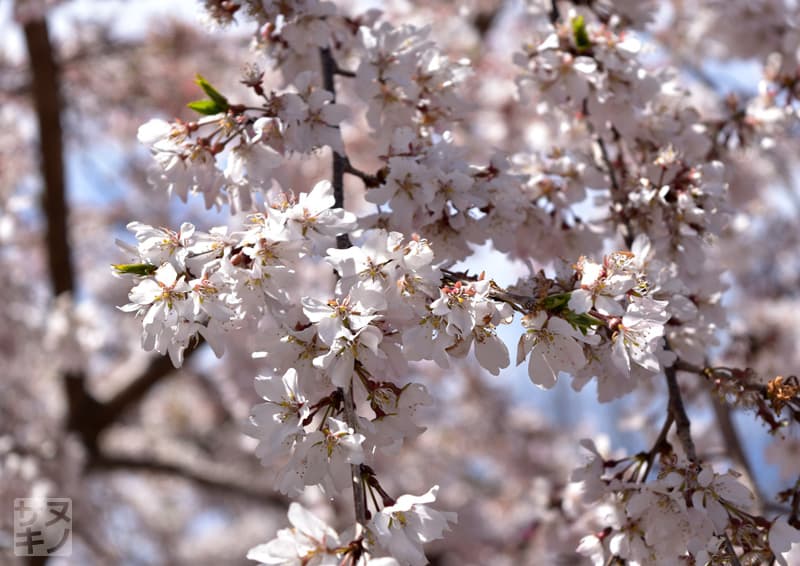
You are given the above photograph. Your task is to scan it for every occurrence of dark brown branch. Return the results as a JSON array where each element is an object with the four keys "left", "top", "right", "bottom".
[
  {"left": 790, "top": 477, "right": 800, "bottom": 528},
  {"left": 24, "top": 17, "right": 73, "bottom": 296},
  {"left": 549, "top": 0, "right": 561, "bottom": 24},
  {"left": 641, "top": 412, "right": 673, "bottom": 482},
  {"left": 101, "top": 345, "right": 198, "bottom": 427},
  {"left": 67, "top": 345, "right": 200, "bottom": 456},
  {"left": 320, "top": 46, "right": 368, "bottom": 527},
  {"left": 583, "top": 108, "right": 634, "bottom": 248},
  {"left": 665, "top": 364, "right": 697, "bottom": 462},
  {"left": 23, "top": 16, "right": 215, "bottom": 478},
  {"left": 334, "top": 67, "right": 356, "bottom": 78},
  {"left": 5, "top": 37, "right": 141, "bottom": 97},
  {"left": 320, "top": 47, "right": 352, "bottom": 249},
  {"left": 21, "top": 16, "right": 277, "bottom": 527},
  {"left": 343, "top": 158, "right": 383, "bottom": 188}
]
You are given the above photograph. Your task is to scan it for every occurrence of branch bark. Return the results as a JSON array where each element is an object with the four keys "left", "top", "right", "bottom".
[
  {"left": 24, "top": 17, "right": 73, "bottom": 296},
  {"left": 665, "top": 364, "right": 697, "bottom": 462}
]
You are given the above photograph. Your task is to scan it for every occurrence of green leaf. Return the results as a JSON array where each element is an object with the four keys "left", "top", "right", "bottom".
[
  {"left": 541, "top": 292, "right": 571, "bottom": 312},
  {"left": 563, "top": 310, "right": 602, "bottom": 335},
  {"left": 112, "top": 263, "right": 158, "bottom": 276},
  {"left": 571, "top": 15, "right": 591, "bottom": 52},
  {"left": 195, "top": 74, "right": 229, "bottom": 110},
  {"left": 187, "top": 99, "right": 224, "bottom": 115}
]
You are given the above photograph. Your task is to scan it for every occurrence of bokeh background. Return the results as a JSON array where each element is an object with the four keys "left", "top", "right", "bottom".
[{"left": 3, "top": 0, "right": 800, "bottom": 564}]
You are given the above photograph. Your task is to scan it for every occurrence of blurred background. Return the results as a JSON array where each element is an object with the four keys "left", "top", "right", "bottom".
[{"left": 3, "top": 0, "right": 800, "bottom": 564}]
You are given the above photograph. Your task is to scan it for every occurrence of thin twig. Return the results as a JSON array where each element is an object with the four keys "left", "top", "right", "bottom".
[
  {"left": 665, "top": 364, "right": 697, "bottom": 462},
  {"left": 584, "top": 110, "right": 634, "bottom": 248},
  {"left": 709, "top": 388, "right": 765, "bottom": 512},
  {"left": 641, "top": 412, "right": 673, "bottom": 482},
  {"left": 676, "top": 359, "right": 763, "bottom": 502},
  {"left": 722, "top": 534, "right": 742, "bottom": 566},
  {"left": 549, "top": 0, "right": 561, "bottom": 25}
]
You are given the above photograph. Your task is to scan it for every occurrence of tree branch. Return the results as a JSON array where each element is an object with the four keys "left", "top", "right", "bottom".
[
  {"left": 320, "top": 46, "right": 368, "bottom": 527},
  {"left": 24, "top": 17, "right": 73, "bottom": 296},
  {"left": 549, "top": 0, "right": 561, "bottom": 25},
  {"left": 23, "top": 17, "right": 221, "bottom": 492},
  {"left": 641, "top": 412, "right": 673, "bottom": 482},
  {"left": 708, "top": 389, "right": 765, "bottom": 512},
  {"left": 89, "top": 454, "right": 290, "bottom": 506},
  {"left": 665, "top": 364, "right": 697, "bottom": 462},
  {"left": 101, "top": 345, "right": 199, "bottom": 426},
  {"left": 5, "top": 37, "right": 141, "bottom": 97}
]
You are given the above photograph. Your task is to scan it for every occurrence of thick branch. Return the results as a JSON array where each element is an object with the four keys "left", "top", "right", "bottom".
[
  {"left": 67, "top": 346, "right": 199, "bottom": 456},
  {"left": 101, "top": 347, "right": 198, "bottom": 427},
  {"left": 24, "top": 17, "right": 73, "bottom": 296},
  {"left": 23, "top": 17, "right": 208, "bottom": 473},
  {"left": 549, "top": 0, "right": 561, "bottom": 25},
  {"left": 5, "top": 37, "right": 141, "bottom": 97}
]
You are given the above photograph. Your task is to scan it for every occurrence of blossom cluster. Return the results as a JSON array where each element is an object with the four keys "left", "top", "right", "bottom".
[
  {"left": 116, "top": 180, "right": 354, "bottom": 364},
  {"left": 573, "top": 440, "right": 796, "bottom": 565},
  {"left": 138, "top": 72, "right": 348, "bottom": 212},
  {"left": 115, "top": 0, "right": 800, "bottom": 564},
  {"left": 247, "top": 494, "right": 453, "bottom": 566}
]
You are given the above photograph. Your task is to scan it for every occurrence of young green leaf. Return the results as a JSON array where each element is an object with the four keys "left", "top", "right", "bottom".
[
  {"left": 112, "top": 263, "right": 158, "bottom": 276},
  {"left": 563, "top": 310, "right": 602, "bottom": 335},
  {"left": 195, "top": 74, "right": 229, "bottom": 110},
  {"left": 571, "top": 15, "right": 592, "bottom": 52},
  {"left": 541, "top": 292, "right": 571, "bottom": 312},
  {"left": 187, "top": 99, "right": 225, "bottom": 115}
]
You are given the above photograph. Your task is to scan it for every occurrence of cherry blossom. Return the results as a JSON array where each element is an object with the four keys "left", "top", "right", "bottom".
[
  {"left": 369, "top": 486, "right": 456, "bottom": 566},
  {"left": 106, "top": 0, "right": 800, "bottom": 563},
  {"left": 518, "top": 311, "right": 599, "bottom": 389},
  {"left": 246, "top": 502, "right": 342, "bottom": 565}
]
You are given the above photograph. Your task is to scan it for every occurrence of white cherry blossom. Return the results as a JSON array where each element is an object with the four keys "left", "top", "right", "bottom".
[
  {"left": 518, "top": 311, "right": 599, "bottom": 389},
  {"left": 370, "top": 486, "right": 456, "bottom": 566}
]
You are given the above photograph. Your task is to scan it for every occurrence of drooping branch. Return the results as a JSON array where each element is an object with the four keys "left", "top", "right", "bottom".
[
  {"left": 641, "top": 412, "right": 673, "bottom": 482},
  {"left": 320, "top": 46, "right": 369, "bottom": 527},
  {"left": 665, "top": 364, "right": 697, "bottom": 462}
]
